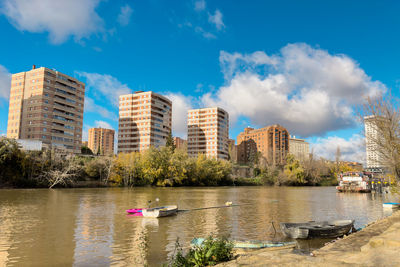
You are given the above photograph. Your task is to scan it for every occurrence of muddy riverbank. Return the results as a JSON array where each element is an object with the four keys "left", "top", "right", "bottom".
[{"left": 218, "top": 210, "right": 400, "bottom": 266}]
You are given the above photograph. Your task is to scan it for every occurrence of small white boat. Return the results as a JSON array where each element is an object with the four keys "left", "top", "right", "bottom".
[
  {"left": 141, "top": 205, "right": 178, "bottom": 218},
  {"left": 382, "top": 202, "right": 400, "bottom": 209}
]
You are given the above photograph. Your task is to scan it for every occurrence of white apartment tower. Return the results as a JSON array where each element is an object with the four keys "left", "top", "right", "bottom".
[
  {"left": 118, "top": 91, "right": 172, "bottom": 153},
  {"left": 187, "top": 107, "right": 229, "bottom": 160},
  {"left": 289, "top": 136, "right": 310, "bottom": 161},
  {"left": 364, "top": 115, "right": 383, "bottom": 168}
]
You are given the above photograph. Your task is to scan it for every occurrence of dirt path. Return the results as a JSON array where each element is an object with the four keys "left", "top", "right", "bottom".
[{"left": 218, "top": 210, "right": 400, "bottom": 267}]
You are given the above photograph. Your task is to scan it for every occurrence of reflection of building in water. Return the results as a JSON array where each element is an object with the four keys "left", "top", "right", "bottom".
[
  {"left": 0, "top": 190, "right": 78, "bottom": 266},
  {"left": 111, "top": 192, "right": 150, "bottom": 266},
  {"left": 73, "top": 192, "right": 115, "bottom": 266},
  {"left": 0, "top": 207, "right": 13, "bottom": 265}
]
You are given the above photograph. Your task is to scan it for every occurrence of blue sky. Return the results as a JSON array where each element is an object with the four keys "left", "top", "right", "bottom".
[{"left": 0, "top": 0, "right": 399, "bottom": 161}]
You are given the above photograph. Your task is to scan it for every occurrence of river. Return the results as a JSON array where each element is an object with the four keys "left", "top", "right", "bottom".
[{"left": 0, "top": 186, "right": 397, "bottom": 266}]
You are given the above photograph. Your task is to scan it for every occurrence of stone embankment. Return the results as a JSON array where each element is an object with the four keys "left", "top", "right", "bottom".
[{"left": 218, "top": 210, "right": 400, "bottom": 266}]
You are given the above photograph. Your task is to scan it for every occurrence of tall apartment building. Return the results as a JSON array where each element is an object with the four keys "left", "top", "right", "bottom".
[
  {"left": 236, "top": 125, "right": 289, "bottom": 165},
  {"left": 88, "top": 127, "right": 115, "bottom": 155},
  {"left": 7, "top": 66, "right": 85, "bottom": 153},
  {"left": 187, "top": 107, "right": 229, "bottom": 160},
  {"left": 289, "top": 135, "right": 309, "bottom": 161},
  {"left": 365, "top": 115, "right": 383, "bottom": 169},
  {"left": 118, "top": 91, "right": 172, "bottom": 153}
]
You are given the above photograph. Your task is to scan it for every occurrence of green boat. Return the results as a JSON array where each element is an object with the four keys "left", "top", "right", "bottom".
[{"left": 191, "top": 238, "right": 297, "bottom": 249}]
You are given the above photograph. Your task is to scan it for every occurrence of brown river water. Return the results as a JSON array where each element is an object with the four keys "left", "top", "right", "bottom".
[{"left": 0, "top": 186, "right": 397, "bottom": 266}]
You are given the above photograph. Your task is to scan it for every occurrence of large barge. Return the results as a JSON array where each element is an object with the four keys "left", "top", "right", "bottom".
[{"left": 336, "top": 172, "right": 371, "bottom": 193}]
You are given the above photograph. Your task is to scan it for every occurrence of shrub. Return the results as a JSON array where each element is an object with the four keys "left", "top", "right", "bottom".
[{"left": 168, "top": 237, "right": 234, "bottom": 267}]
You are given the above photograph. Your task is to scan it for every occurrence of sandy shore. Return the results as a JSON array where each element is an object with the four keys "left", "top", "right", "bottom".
[{"left": 218, "top": 210, "right": 400, "bottom": 266}]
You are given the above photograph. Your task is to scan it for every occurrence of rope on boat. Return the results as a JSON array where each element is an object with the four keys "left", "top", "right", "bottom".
[
  {"left": 177, "top": 203, "right": 251, "bottom": 212},
  {"left": 177, "top": 200, "right": 278, "bottom": 212}
]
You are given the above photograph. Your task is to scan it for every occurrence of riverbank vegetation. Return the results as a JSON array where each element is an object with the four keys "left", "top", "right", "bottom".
[
  {"left": 238, "top": 153, "right": 354, "bottom": 186},
  {"left": 0, "top": 137, "right": 355, "bottom": 188},
  {"left": 167, "top": 237, "right": 234, "bottom": 267}
]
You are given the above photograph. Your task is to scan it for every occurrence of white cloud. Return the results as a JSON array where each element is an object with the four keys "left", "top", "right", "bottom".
[
  {"left": 176, "top": 1, "right": 224, "bottom": 40},
  {"left": 164, "top": 93, "right": 194, "bottom": 138},
  {"left": 194, "top": 0, "right": 206, "bottom": 12},
  {"left": 84, "top": 97, "right": 117, "bottom": 121},
  {"left": 117, "top": 4, "right": 133, "bottom": 26},
  {"left": 311, "top": 134, "right": 366, "bottom": 163},
  {"left": 208, "top": 9, "right": 224, "bottom": 30},
  {"left": 78, "top": 72, "right": 131, "bottom": 107},
  {"left": 0, "top": 65, "right": 11, "bottom": 100},
  {"left": 202, "top": 43, "right": 386, "bottom": 137},
  {"left": 195, "top": 26, "right": 216, "bottom": 39},
  {"left": 0, "top": 0, "right": 104, "bottom": 44},
  {"left": 219, "top": 50, "right": 278, "bottom": 80},
  {"left": 94, "top": 120, "right": 113, "bottom": 129}
]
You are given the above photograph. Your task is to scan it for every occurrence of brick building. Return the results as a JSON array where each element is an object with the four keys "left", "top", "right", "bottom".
[
  {"left": 236, "top": 125, "right": 289, "bottom": 165},
  {"left": 187, "top": 107, "right": 229, "bottom": 160},
  {"left": 118, "top": 91, "right": 172, "bottom": 153},
  {"left": 7, "top": 65, "right": 85, "bottom": 154},
  {"left": 88, "top": 127, "right": 115, "bottom": 155}
]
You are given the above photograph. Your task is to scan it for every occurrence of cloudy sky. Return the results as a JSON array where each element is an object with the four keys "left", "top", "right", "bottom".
[{"left": 0, "top": 0, "right": 399, "bottom": 162}]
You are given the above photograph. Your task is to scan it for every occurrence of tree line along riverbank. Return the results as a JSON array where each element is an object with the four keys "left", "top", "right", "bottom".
[{"left": 0, "top": 137, "right": 349, "bottom": 188}]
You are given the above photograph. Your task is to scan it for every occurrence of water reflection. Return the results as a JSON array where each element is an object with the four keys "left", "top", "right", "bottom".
[{"left": 0, "top": 187, "right": 397, "bottom": 266}]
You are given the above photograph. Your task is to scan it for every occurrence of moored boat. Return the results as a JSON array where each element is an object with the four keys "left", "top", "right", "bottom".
[
  {"left": 126, "top": 208, "right": 142, "bottom": 214},
  {"left": 280, "top": 220, "right": 355, "bottom": 239},
  {"left": 336, "top": 172, "right": 371, "bottom": 193},
  {"left": 190, "top": 238, "right": 297, "bottom": 250},
  {"left": 141, "top": 205, "right": 178, "bottom": 218},
  {"left": 383, "top": 202, "right": 400, "bottom": 209}
]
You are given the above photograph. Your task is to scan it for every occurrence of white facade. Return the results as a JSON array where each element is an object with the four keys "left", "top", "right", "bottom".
[
  {"left": 17, "top": 139, "right": 43, "bottom": 151},
  {"left": 365, "top": 115, "right": 383, "bottom": 168},
  {"left": 187, "top": 107, "right": 229, "bottom": 160},
  {"left": 289, "top": 136, "right": 309, "bottom": 160}
]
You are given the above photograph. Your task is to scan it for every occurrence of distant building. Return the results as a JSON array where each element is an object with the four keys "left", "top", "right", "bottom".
[
  {"left": 16, "top": 139, "right": 43, "bottom": 151},
  {"left": 82, "top": 141, "right": 88, "bottom": 147},
  {"left": 237, "top": 125, "right": 289, "bottom": 165},
  {"left": 118, "top": 91, "right": 172, "bottom": 153},
  {"left": 227, "top": 139, "right": 237, "bottom": 163},
  {"left": 187, "top": 107, "right": 229, "bottom": 160},
  {"left": 173, "top": 137, "right": 187, "bottom": 150},
  {"left": 364, "top": 115, "right": 384, "bottom": 169},
  {"left": 340, "top": 161, "right": 364, "bottom": 171},
  {"left": 289, "top": 136, "right": 309, "bottom": 161},
  {"left": 88, "top": 128, "right": 115, "bottom": 155},
  {"left": 6, "top": 65, "right": 85, "bottom": 154}
]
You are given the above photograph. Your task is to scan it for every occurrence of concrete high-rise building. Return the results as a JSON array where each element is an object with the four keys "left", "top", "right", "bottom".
[
  {"left": 6, "top": 65, "right": 85, "bottom": 153},
  {"left": 237, "top": 125, "right": 289, "bottom": 165},
  {"left": 187, "top": 107, "right": 229, "bottom": 160},
  {"left": 118, "top": 91, "right": 172, "bottom": 153},
  {"left": 88, "top": 128, "right": 115, "bottom": 155},
  {"left": 365, "top": 115, "right": 384, "bottom": 169},
  {"left": 289, "top": 135, "right": 309, "bottom": 161}
]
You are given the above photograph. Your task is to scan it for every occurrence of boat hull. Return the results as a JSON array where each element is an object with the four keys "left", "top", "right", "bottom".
[
  {"left": 280, "top": 220, "right": 354, "bottom": 239},
  {"left": 383, "top": 203, "right": 400, "bottom": 209},
  {"left": 191, "top": 238, "right": 296, "bottom": 250},
  {"left": 141, "top": 205, "right": 178, "bottom": 218}
]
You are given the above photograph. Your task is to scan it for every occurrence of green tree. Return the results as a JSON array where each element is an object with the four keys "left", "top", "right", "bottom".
[
  {"left": 284, "top": 154, "right": 306, "bottom": 185},
  {"left": 166, "top": 132, "right": 176, "bottom": 151}
]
